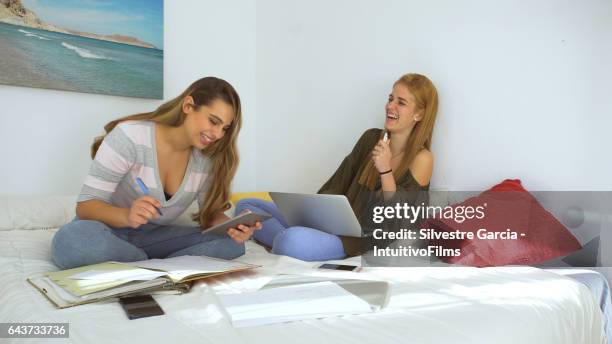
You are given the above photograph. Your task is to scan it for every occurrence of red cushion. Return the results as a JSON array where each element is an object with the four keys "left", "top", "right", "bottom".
[
  {"left": 424, "top": 179, "right": 581, "bottom": 267},
  {"left": 488, "top": 178, "right": 525, "bottom": 192}
]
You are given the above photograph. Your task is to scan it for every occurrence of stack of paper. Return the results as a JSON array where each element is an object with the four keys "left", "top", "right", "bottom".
[
  {"left": 28, "top": 255, "right": 259, "bottom": 308},
  {"left": 47, "top": 262, "right": 166, "bottom": 296},
  {"left": 217, "top": 281, "right": 375, "bottom": 327}
]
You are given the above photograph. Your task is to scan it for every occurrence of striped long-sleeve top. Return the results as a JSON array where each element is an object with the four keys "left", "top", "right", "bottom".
[{"left": 78, "top": 120, "right": 212, "bottom": 225}]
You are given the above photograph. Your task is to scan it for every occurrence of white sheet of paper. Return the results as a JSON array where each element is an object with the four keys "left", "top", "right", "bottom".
[
  {"left": 218, "top": 281, "right": 374, "bottom": 327},
  {"left": 131, "top": 255, "right": 248, "bottom": 274},
  {"left": 68, "top": 269, "right": 167, "bottom": 281}
]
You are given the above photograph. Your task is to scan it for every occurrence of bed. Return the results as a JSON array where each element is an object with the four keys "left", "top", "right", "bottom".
[{"left": 0, "top": 196, "right": 607, "bottom": 344}]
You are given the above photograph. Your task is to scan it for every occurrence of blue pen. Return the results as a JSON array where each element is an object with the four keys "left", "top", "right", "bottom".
[{"left": 135, "top": 177, "right": 163, "bottom": 216}]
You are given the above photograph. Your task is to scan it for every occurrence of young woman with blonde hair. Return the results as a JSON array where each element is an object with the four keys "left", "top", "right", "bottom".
[
  {"left": 236, "top": 73, "right": 438, "bottom": 261},
  {"left": 52, "top": 77, "right": 261, "bottom": 269}
]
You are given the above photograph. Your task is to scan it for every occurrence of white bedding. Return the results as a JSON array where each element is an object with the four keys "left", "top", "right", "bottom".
[{"left": 0, "top": 228, "right": 604, "bottom": 344}]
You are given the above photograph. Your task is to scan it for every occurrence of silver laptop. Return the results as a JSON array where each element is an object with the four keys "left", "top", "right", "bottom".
[{"left": 269, "top": 192, "right": 362, "bottom": 237}]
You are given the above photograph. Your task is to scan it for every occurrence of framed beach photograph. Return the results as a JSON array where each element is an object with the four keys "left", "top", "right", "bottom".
[{"left": 0, "top": 0, "right": 163, "bottom": 99}]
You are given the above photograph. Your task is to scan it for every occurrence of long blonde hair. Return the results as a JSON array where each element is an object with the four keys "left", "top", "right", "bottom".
[
  {"left": 358, "top": 73, "right": 438, "bottom": 189},
  {"left": 91, "top": 77, "right": 242, "bottom": 227}
]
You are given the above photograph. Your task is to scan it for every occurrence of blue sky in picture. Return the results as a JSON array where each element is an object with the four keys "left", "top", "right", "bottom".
[{"left": 21, "top": 0, "right": 164, "bottom": 49}]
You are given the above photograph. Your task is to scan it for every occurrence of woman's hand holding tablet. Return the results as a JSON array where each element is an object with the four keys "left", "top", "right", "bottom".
[{"left": 202, "top": 210, "right": 270, "bottom": 243}]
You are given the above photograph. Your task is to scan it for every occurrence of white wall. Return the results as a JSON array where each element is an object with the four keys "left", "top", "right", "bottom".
[
  {"left": 0, "top": 0, "right": 257, "bottom": 196},
  {"left": 255, "top": 0, "right": 612, "bottom": 192},
  {"left": 2, "top": 0, "right": 611, "bottom": 197}
]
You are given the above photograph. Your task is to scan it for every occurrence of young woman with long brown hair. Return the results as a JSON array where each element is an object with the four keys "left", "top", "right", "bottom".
[
  {"left": 236, "top": 73, "right": 438, "bottom": 261},
  {"left": 52, "top": 77, "right": 261, "bottom": 269}
]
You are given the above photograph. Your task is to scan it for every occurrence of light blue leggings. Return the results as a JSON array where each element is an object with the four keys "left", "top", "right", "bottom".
[
  {"left": 235, "top": 198, "right": 346, "bottom": 261},
  {"left": 51, "top": 219, "right": 245, "bottom": 269}
]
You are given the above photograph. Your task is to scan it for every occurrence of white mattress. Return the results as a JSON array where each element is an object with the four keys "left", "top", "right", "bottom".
[{"left": 0, "top": 228, "right": 605, "bottom": 344}]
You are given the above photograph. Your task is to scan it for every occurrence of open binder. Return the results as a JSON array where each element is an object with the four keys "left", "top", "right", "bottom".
[{"left": 28, "top": 255, "right": 259, "bottom": 309}]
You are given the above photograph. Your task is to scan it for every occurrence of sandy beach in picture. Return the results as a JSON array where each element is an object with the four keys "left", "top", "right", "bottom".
[{"left": 0, "top": 28, "right": 76, "bottom": 91}]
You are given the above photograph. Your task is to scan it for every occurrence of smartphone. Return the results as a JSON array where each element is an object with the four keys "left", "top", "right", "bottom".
[
  {"left": 119, "top": 295, "right": 164, "bottom": 320},
  {"left": 318, "top": 263, "right": 361, "bottom": 272},
  {"left": 202, "top": 211, "right": 272, "bottom": 237}
]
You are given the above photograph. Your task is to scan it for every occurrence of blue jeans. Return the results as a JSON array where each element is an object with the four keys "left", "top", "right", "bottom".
[
  {"left": 235, "top": 198, "right": 346, "bottom": 261},
  {"left": 51, "top": 219, "right": 245, "bottom": 269}
]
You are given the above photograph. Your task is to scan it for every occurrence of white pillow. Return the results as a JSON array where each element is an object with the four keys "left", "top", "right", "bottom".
[{"left": 0, "top": 195, "right": 77, "bottom": 231}]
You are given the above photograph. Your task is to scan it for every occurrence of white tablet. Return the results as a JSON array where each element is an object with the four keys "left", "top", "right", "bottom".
[{"left": 201, "top": 211, "right": 272, "bottom": 237}]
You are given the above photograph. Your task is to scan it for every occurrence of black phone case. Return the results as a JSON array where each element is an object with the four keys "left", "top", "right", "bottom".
[
  {"left": 119, "top": 295, "right": 165, "bottom": 320},
  {"left": 319, "top": 264, "right": 359, "bottom": 271}
]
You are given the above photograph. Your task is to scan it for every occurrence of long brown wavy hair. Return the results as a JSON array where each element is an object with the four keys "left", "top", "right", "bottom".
[
  {"left": 91, "top": 77, "right": 242, "bottom": 227},
  {"left": 358, "top": 73, "right": 439, "bottom": 189}
]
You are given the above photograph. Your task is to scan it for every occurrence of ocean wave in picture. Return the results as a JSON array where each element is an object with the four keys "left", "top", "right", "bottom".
[
  {"left": 61, "top": 42, "right": 110, "bottom": 60},
  {"left": 18, "top": 28, "right": 50, "bottom": 40},
  {"left": 26, "top": 33, "right": 50, "bottom": 40}
]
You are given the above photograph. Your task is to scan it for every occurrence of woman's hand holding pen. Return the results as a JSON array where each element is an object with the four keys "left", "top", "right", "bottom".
[
  {"left": 372, "top": 138, "right": 392, "bottom": 173},
  {"left": 126, "top": 196, "right": 161, "bottom": 228}
]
